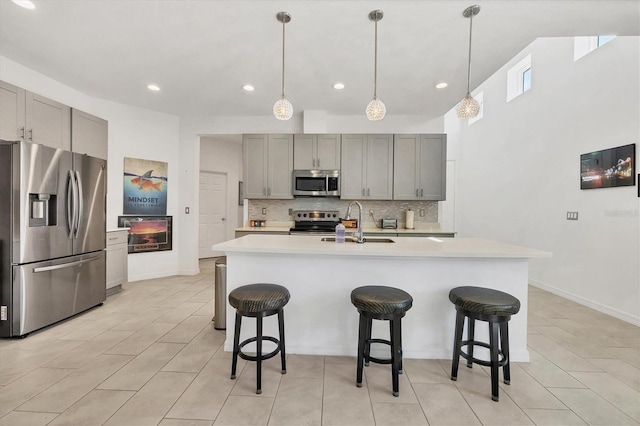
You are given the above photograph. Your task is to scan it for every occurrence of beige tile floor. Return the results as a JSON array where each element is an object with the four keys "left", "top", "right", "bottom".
[{"left": 1, "top": 258, "right": 639, "bottom": 426}]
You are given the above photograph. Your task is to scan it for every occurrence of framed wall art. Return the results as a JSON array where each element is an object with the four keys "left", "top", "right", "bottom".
[
  {"left": 118, "top": 216, "right": 173, "bottom": 253},
  {"left": 580, "top": 143, "right": 635, "bottom": 190},
  {"left": 123, "top": 157, "right": 168, "bottom": 215}
]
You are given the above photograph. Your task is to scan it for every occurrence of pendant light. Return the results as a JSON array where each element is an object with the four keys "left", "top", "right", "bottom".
[
  {"left": 366, "top": 10, "right": 386, "bottom": 121},
  {"left": 457, "top": 5, "right": 481, "bottom": 120},
  {"left": 274, "top": 12, "right": 293, "bottom": 120}
]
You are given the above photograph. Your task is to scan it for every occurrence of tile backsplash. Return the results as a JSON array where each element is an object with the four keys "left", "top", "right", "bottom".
[{"left": 247, "top": 199, "right": 438, "bottom": 228}]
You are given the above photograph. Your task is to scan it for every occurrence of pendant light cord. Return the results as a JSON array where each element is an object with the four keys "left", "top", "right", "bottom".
[
  {"left": 281, "top": 19, "right": 286, "bottom": 98},
  {"left": 373, "top": 19, "right": 378, "bottom": 99},
  {"left": 466, "top": 13, "right": 473, "bottom": 94}
]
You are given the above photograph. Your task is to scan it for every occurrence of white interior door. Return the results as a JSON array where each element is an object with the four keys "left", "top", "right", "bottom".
[{"left": 199, "top": 171, "right": 227, "bottom": 258}]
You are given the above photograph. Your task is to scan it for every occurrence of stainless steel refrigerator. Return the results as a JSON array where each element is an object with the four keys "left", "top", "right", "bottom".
[{"left": 0, "top": 140, "right": 107, "bottom": 337}]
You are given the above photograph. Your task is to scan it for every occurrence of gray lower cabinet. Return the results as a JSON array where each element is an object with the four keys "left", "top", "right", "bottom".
[
  {"left": 0, "top": 80, "right": 71, "bottom": 150},
  {"left": 341, "top": 134, "right": 394, "bottom": 200},
  {"left": 393, "top": 134, "right": 447, "bottom": 201},
  {"left": 243, "top": 134, "right": 293, "bottom": 199}
]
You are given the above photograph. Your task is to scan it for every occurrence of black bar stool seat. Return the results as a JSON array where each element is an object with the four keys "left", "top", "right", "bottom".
[
  {"left": 449, "top": 286, "right": 520, "bottom": 401},
  {"left": 228, "top": 283, "right": 290, "bottom": 394},
  {"left": 351, "top": 285, "right": 413, "bottom": 397}
]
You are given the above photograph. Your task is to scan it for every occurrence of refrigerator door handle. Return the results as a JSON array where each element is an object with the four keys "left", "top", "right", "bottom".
[
  {"left": 67, "top": 170, "right": 75, "bottom": 238},
  {"left": 33, "top": 256, "right": 100, "bottom": 273},
  {"left": 74, "top": 171, "right": 83, "bottom": 238}
]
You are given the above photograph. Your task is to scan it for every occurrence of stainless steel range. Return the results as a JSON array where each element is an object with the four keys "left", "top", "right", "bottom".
[{"left": 289, "top": 210, "right": 341, "bottom": 234}]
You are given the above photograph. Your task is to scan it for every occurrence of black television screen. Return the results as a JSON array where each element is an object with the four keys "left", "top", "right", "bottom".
[{"left": 580, "top": 144, "right": 635, "bottom": 189}]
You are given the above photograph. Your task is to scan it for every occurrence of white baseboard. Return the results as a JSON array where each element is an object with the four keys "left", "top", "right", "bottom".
[{"left": 529, "top": 279, "right": 640, "bottom": 326}]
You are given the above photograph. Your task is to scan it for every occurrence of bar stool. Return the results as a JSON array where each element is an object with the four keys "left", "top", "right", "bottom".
[
  {"left": 351, "top": 285, "right": 413, "bottom": 397},
  {"left": 449, "top": 286, "right": 520, "bottom": 401},
  {"left": 228, "top": 283, "right": 290, "bottom": 394}
]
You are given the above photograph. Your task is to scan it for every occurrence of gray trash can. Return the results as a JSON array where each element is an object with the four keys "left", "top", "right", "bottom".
[{"left": 214, "top": 257, "right": 227, "bottom": 330}]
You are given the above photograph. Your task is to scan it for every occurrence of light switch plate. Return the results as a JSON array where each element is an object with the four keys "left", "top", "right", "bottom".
[{"left": 566, "top": 211, "right": 579, "bottom": 220}]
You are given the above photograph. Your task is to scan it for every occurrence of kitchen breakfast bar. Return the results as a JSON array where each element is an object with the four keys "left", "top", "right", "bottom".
[{"left": 212, "top": 235, "right": 551, "bottom": 362}]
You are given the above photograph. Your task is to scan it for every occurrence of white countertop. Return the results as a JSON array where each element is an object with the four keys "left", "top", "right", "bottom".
[{"left": 214, "top": 234, "right": 551, "bottom": 259}]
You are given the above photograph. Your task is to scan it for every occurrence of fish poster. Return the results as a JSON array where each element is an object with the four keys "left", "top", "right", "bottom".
[{"left": 123, "top": 157, "right": 168, "bottom": 215}]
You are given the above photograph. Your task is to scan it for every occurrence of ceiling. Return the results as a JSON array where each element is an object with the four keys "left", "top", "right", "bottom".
[{"left": 1, "top": 1, "right": 638, "bottom": 121}]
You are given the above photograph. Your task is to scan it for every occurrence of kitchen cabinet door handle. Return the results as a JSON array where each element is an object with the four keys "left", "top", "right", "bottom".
[
  {"left": 20, "top": 127, "right": 25, "bottom": 139},
  {"left": 316, "top": 159, "right": 320, "bottom": 168},
  {"left": 362, "top": 188, "right": 365, "bottom": 196},
  {"left": 416, "top": 189, "right": 419, "bottom": 197},
  {"left": 420, "top": 189, "right": 424, "bottom": 197},
  {"left": 367, "top": 188, "right": 370, "bottom": 196},
  {"left": 267, "top": 188, "right": 271, "bottom": 196},
  {"left": 263, "top": 188, "right": 266, "bottom": 196},
  {"left": 28, "top": 129, "right": 34, "bottom": 141}
]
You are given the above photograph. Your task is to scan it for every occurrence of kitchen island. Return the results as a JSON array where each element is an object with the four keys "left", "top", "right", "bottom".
[{"left": 212, "top": 235, "right": 550, "bottom": 362}]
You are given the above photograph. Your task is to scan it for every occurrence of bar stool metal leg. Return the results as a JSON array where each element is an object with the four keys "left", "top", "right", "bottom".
[
  {"left": 364, "top": 317, "right": 372, "bottom": 367},
  {"left": 466, "top": 317, "right": 475, "bottom": 368},
  {"left": 451, "top": 311, "right": 464, "bottom": 381},
  {"left": 489, "top": 321, "right": 500, "bottom": 401},
  {"left": 256, "top": 314, "right": 263, "bottom": 394},
  {"left": 356, "top": 314, "right": 367, "bottom": 387},
  {"left": 391, "top": 318, "right": 402, "bottom": 397},
  {"left": 278, "top": 309, "right": 287, "bottom": 374},
  {"left": 231, "top": 312, "right": 242, "bottom": 380},
  {"left": 500, "top": 321, "right": 511, "bottom": 385}
]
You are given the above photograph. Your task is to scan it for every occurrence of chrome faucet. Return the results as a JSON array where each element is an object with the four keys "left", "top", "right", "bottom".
[{"left": 346, "top": 201, "right": 364, "bottom": 244}]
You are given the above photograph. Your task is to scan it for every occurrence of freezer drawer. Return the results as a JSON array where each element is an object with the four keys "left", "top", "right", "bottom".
[{"left": 9, "top": 251, "right": 105, "bottom": 336}]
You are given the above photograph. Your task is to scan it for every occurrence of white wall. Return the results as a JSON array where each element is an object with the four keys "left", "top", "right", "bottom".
[
  {"left": 1, "top": 56, "right": 182, "bottom": 282},
  {"left": 199, "top": 136, "right": 243, "bottom": 241},
  {"left": 447, "top": 37, "right": 640, "bottom": 324}
]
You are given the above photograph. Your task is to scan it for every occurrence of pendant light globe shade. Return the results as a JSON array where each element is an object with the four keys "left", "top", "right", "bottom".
[
  {"left": 274, "top": 96, "right": 293, "bottom": 120},
  {"left": 366, "top": 97, "right": 386, "bottom": 121},
  {"left": 456, "top": 93, "right": 480, "bottom": 119}
]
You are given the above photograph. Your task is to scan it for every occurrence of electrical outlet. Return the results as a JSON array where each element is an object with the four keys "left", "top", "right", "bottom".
[
  {"left": 262, "top": 207, "right": 267, "bottom": 215},
  {"left": 369, "top": 209, "right": 374, "bottom": 215},
  {"left": 288, "top": 208, "right": 293, "bottom": 215},
  {"left": 566, "top": 211, "right": 579, "bottom": 220},
  {"left": 419, "top": 209, "right": 425, "bottom": 217}
]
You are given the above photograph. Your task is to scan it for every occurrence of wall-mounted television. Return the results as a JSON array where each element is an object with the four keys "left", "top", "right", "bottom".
[
  {"left": 117, "top": 216, "right": 173, "bottom": 253},
  {"left": 580, "top": 144, "right": 635, "bottom": 189}
]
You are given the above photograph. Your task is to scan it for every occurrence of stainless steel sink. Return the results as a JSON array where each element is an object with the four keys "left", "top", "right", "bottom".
[{"left": 320, "top": 237, "right": 395, "bottom": 243}]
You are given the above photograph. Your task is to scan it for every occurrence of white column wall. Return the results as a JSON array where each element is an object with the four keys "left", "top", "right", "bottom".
[{"left": 446, "top": 37, "right": 640, "bottom": 324}]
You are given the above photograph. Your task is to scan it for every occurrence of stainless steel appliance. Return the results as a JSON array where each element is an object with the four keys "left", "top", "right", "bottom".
[
  {"left": 289, "top": 210, "right": 341, "bottom": 235},
  {"left": 292, "top": 170, "right": 340, "bottom": 197},
  {"left": 0, "top": 140, "right": 107, "bottom": 337}
]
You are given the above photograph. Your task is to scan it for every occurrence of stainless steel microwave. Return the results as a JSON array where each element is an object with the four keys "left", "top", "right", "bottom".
[{"left": 292, "top": 170, "right": 340, "bottom": 197}]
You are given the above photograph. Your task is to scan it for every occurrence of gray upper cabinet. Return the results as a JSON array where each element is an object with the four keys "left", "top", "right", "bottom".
[
  {"left": 71, "top": 109, "right": 108, "bottom": 159},
  {"left": 293, "top": 134, "right": 341, "bottom": 170},
  {"left": 341, "top": 134, "right": 393, "bottom": 200},
  {"left": 393, "top": 134, "right": 446, "bottom": 201},
  {"left": 0, "top": 80, "right": 26, "bottom": 141},
  {"left": 243, "top": 134, "right": 294, "bottom": 199},
  {"left": 1, "top": 80, "right": 71, "bottom": 150}
]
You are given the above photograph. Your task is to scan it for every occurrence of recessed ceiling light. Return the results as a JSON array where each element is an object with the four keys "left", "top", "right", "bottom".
[
  {"left": 147, "top": 84, "right": 160, "bottom": 92},
  {"left": 12, "top": 0, "right": 35, "bottom": 9},
  {"left": 435, "top": 82, "right": 448, "bottom": 89},
  {"left": 333, "top": 82, "right": 345, "bottom": 90},
  {"left": 242, "top": 85, "right": 255, "bottom": 92}
]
